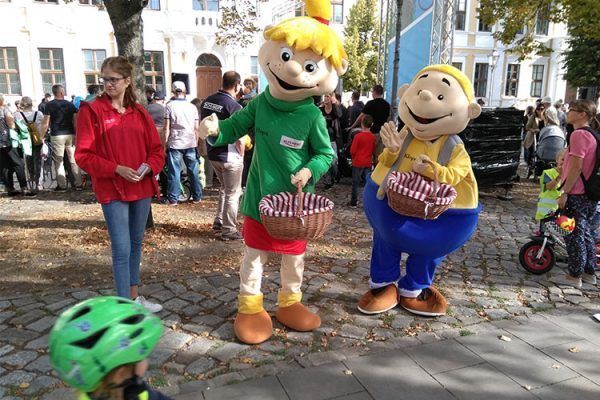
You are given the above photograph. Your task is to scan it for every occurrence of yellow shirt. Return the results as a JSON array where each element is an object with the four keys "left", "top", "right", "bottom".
[{"left": 371, "top": 135, "right": 478, "bottom": 209}]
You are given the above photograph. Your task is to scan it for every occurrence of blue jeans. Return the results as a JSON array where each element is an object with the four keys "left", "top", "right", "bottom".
[
  {"left": 351, "top": 167, "right": 370, "bottom": 205},
  {"left": 167, "top": 148, "right": 202, "bottom": 203},
  {"left": 101, "top": 198, "right": 152, "bottom": 297}
]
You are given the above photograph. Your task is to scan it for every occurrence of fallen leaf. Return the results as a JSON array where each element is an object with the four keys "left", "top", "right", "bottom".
[
  {"left": 343, "top": 370, "right": 353, "bottom": 375},
  {"left": 523, "top": 385, "right": 532, "bottom": 391},
  {"left": 568, "top": 347, "right": 580, "bottom": 353},
  {"left": 551, "top": 364, "right": 561, "bottom": 369},
  {"left": 499, "top": 335, "right": 512, "bottom": 342},
  {"left": 19, "top": 382, "right": 30, "bottom": 389}
]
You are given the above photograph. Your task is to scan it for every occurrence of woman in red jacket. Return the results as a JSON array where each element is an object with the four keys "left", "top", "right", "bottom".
[{"left": 75, "top": 56, "right": 164, "bottom": 312}]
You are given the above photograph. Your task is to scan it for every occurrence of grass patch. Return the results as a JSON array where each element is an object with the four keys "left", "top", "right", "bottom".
[
  {"left": 459, "top": 329, "right": 475, "bottom": 337},
  {"left": 380, "top": 313, "right": 395, "bottom": 326}
]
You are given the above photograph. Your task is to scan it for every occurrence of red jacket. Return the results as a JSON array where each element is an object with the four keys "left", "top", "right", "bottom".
[
  {"left": 75, "top": 96, "right": 165, "bottom": 204},
  {"left": 350, "top": 130, "right": 376, "bottom": 168}
]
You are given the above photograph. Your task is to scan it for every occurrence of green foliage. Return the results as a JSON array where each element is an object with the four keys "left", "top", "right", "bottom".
[
  {"left": 563, "top": 37, "right": 600, "bottom": 88},
  {"left": 479, "top": 0, "right": 600, "bottom": 86},
  {"left": 343, "top": 0, "right": 379, "bottom": 92},
  {"left": 216, "top": 0, "right": 260, "bottom": 49}
]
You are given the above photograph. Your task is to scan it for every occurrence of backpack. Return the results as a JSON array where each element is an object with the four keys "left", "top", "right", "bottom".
[
  {"left": 578, "top": 127, "right": 600, "bottom": 201},
  {"left": 19, "top": 111, "right": 43, "bottom": 146}
]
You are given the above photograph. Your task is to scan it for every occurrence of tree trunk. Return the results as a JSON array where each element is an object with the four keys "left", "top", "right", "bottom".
[
  {"left": 103, "top": 1, "right": 155, "bottom": 230},
  {"left": 389, "top": 0, "right": 403, "bottom": 122},
  {"left": 103, "top": 0, "right": 147, "bottom": 105}
]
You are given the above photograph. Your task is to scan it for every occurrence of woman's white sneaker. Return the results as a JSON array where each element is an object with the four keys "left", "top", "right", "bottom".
[{"left": 134, "top": 296, "right": 163, "bottom": 313}]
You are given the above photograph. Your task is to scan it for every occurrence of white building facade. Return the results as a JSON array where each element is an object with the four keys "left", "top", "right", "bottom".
[
  {"left": 0, "top": 0, "right": 357, "bottom": 106},
  {"left": 451, "top": 0, "right": 569, "bottom": 108}
]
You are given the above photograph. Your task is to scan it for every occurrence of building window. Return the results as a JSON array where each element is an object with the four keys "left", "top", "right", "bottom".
[
  {"left": 473, "top": 63, "right": 489, "bottom": 98},
  {"left": 452, "top": 62, "right": 463, "bottom": 71},
  {"left": 39, "top": 48, "right": 65, "bottom": 94},
  {"left": 331, "top": 0, "right": 343, "bottom": 24},
  {"left": 146, "top": 0, "right": 160, "bottom": 10},
  {"left": 530, "top": 65, "right": 544, "bottom": 97},
  {"left": 79, "top": 0, "right": 102, "bottom": 5},
  {"left": 193, "top": 0, "right": 219, "bottom": 11},
  {"left": 0, "top": 48, "right": 21, "bottom": 95},
  {"left": 535, "top": 7, "right": 550, "bottom": 35},
  {"left": 83, "top": 49, "right": 106, "bottom": 87},
  {"left": 455, "top": 0, "right": 467, "bottom": 31},
  {"left": 35, "top": 0, "right": 58, "bottom": 3},
  {"left": 144, "top": 51, "right": 164, "bottom": 93},
  {"left": 478, "top": 19, "right": 492, "bottom": 32},
  {"left": 250, "top": 56, "right": 258, "bottom": 75},
  {"left": 504, "top": 64, "right": 520, "bottom": 97},
  {"left": 295, "top": 4, "right": 304, "bottom": 17}
]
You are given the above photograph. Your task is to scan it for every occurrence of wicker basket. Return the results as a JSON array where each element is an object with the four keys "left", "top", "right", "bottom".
[
  {"left": 259, "top": 184, "right": 334, "bottom": 240},
  {"left": 386, "top": 160, "right": 457, "bottom": 220}
]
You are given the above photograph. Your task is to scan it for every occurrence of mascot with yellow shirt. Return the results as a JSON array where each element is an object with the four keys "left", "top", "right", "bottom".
[
  {"left": 358, "top": 65, "right": 481, "bottom": 317},
  {"left": 200, "top": 0, "right": 347, "bottom": 344}
]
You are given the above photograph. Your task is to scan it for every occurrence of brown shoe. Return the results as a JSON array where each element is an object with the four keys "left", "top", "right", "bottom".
[
  {"left": 234, "top": 310, "right": 273, "bottom": 344},
  {"left": 276, "top": 303, "right": 321, "bottom": 331},
  {"left": 400, "top": 287, "right": 447, "bottom": 316},
  {"left": 357, "top": 284, "right": 398, "bottom": 314}
]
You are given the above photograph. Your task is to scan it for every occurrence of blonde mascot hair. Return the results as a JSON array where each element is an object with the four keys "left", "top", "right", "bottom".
[{"left": 264, "top": 0, "right": 348, "bottom": 73}]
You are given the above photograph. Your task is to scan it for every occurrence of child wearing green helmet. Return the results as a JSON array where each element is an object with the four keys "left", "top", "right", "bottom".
[{"left": 49, "top": 296, "right": 173, "bottom": 400}]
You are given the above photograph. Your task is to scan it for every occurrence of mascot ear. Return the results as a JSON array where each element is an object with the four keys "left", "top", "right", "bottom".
[
  {"left": 397, "top": 83, "right": 410, "bottom": 100},
  {"left": 337, "top": 59, "right": 349, "bottom": 76},
  {"left": 468, "top": 103, "right": 482, "bottom": 119}
]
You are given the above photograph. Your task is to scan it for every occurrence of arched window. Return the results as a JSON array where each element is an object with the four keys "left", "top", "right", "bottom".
[{"left": 196, "top": 53, "right": 222, "bottom": 67}]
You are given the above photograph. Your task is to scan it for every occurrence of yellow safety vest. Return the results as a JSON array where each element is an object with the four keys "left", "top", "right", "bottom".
[{"left": 536, "top": 168, "right": 561, "bottom": 220}]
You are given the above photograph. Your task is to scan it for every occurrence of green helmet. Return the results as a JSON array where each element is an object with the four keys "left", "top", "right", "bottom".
[{"left": 49, "top": 296, "right": 163, "bottom": 393}]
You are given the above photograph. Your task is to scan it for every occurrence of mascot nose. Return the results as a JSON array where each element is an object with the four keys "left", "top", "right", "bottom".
[
  {"left": 287, "top": 61, "right": 303, "bottom": 75},
  {"left": 419, "top": 90, "right": 433, "bottom": 101}
]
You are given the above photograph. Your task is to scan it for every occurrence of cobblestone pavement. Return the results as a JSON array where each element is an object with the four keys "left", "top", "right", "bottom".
[{"left": 0, "top": 178, "right": 599, "bottom": 399}]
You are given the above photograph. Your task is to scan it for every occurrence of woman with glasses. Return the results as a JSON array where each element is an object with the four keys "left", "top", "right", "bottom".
[
  {"left": 524, "top": 104, "right": 546, "bottom": 178},
  {"left": 554, "top": 100, "right": 600, "bottom": 288},
  {"left": 75, "top": 56, "right": 165, "bottom": 312}
]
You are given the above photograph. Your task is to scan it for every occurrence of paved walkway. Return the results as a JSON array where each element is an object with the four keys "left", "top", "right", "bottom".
[
  {"left": 176, "top": 311, "right": 600, "bottom": 399},
  {"left": 0, "top": 179, "right": 599, "bottom": 399}
]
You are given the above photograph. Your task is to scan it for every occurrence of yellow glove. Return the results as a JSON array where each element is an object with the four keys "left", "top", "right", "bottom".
[
  {"left": 290, "top": 168, "right": 312, "bottom": 187},
  {"left": 198, "top": 113, "right": 220, "bottom": 140},
  {"left": 412, "top": 154, "right": 432, "bottom": 174}
]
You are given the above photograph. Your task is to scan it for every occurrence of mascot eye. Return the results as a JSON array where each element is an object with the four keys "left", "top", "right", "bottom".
[
  {"left": 280, "top": 48, "right": 293, "bottom": 62},
  {"left": 304, "top": 60, "right": 318, "bottom": 74},
  {"left": 437, "top": 94, "right": 444, "bottom": 100}
]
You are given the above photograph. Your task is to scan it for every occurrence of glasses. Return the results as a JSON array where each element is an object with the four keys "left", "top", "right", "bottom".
[
  {"left": 568, "top": 108, "right": 582, "bottom": 113},
  {"left": 536, "top": 107, "right": 545, "bottom": 111},
  {"left": 99, "top": 76, "right": 125, "bottom": 86}
]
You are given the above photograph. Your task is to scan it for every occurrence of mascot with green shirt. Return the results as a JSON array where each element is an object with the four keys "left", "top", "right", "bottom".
[
  {"left": 358, "top": 65, "right": 482, "bottom": 317},
  {"left": 199, "top": 0, "right": 347, "bottom": 344}
]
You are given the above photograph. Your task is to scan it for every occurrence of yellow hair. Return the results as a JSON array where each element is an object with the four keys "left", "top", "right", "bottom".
[
  {"left": 414, "top": 64, "right": 474, "bottom": 102},
  {"left": 264, "top": 0, "right": 347, "bottom": 72}
]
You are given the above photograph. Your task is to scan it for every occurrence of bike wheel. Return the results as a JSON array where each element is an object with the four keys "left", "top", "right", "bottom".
[
  {"left": 519, "top": 240, "right": 556, "bottom": 275},
  {"left": 179, "top": 181, "right": 192, "bottom": 202}
]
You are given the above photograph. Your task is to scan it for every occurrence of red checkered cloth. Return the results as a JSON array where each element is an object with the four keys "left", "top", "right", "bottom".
[{"left": 387, "top": 171, "right": 457, "bottom": 205}]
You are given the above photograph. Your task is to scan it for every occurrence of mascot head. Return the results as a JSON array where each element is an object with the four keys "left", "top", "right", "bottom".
[
  {"left": 258, "top": 0, "right": 348, "bottom": 102},
  {"left": 397, "top": 64, "right": 481, "bottom": 141}
]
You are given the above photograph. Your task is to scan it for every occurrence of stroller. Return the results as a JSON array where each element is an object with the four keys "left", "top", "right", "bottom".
[
  {"left": 533, "top": 126, "right": 566, "bottom": 178},
  {"left": 519, "top": 212, "right": 600, "bottom": 274}
]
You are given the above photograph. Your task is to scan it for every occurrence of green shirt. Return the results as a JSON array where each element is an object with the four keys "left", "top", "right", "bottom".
[{"left": 212, "top": 86, "right": 334, "bottom": 222}]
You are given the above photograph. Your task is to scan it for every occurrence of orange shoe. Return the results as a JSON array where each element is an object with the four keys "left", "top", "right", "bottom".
[
  {"left": 400, "top": 287, "right": 447, "bottom": 316},
  {"left": 233, "top": 310, "right": 273, "bottom": 344},
  {"left": 357, "top": 284, "right": 398, "bottom": 314},
  {"left": 276, "top": 303, "right": 321, "bottom": 332}
]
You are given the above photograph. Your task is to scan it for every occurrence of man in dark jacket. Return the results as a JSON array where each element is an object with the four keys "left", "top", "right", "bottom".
[{"left": 201, "top": 71, "right": 245, "bottom": 241}]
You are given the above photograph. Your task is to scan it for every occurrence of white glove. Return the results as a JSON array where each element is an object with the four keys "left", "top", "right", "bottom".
[
  {"left": 198, "top": 113, "right": 220, "bottom": 140},
  {"left": 380, "top": 121, "right": 405, "bottom": 152},
  {"left": 290, "top": 168, "right": 312, "bottom": 188},
  {"left": 412, "top": 154, "right": 432, "bottom": 174}
]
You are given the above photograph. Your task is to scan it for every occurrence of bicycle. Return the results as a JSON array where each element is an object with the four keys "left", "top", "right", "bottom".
[{"left": 519, "top": 213, "right": 600, "bottom": 274}]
